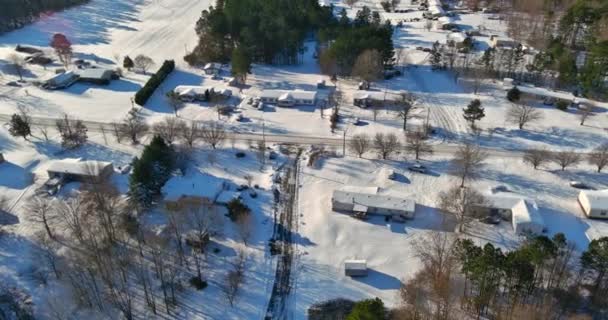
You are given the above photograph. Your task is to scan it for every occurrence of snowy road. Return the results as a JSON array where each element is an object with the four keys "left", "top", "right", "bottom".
[{"left": 0, "top": 114, "right": 583, "bottom": 158}]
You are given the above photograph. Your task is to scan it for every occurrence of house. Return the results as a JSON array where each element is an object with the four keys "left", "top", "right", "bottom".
[
  {"left": 259, "top": 90, "right": 317, "bottom": 107},
  {"left": 504, "top": 82, "right": 608, "bottom": 109},
  {"left": 173, "top": 85, "right": 232, "bottom": 102},
  {"left": 46, "top": 159, "right": 114, "bottom": 183},
  {"left": 204, "top": 62, "right": 222, "bottom": 75},
  {"left": 331, "top": 189, "right": 416, "bottom": 220},
  {"left": 76, "top": 68, "right": 114, "bottom": 85},
  {"left": 353, "top": 91, "right": 398, "bottom": 108},
  {"left": 472, "top": 189, "right": 545, "bottom": 235},
  {"left": 578, "top": 190, "right": 608, "bottom": 219},
  {"left": 344, "top": 259, "right": 367, "bottom": 277},
  {"left": 43, "top": 71, "right": 79, "bottom": 90},
  {"left": 490, "top": 35, "right": 518, "bottom": 49}
]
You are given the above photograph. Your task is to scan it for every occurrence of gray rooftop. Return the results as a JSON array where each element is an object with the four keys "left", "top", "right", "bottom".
[{"left": 332, "top": 190, "right": 415, "bottom": 212}]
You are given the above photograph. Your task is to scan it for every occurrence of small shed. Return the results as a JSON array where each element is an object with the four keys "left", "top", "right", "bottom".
[
  {"left": 344, "top": 259, "right": 367, "bottom": 277},
  {"left": 512, "top": 200, "right": 544, "bottom": 235},
  {"left": 578, "top": 190, "right": 608, "bottom": 219},
  {"left": 77, "top": 68, "right": 113, "bottom": 85},
  {"left": 204, "top": 62, "right": 222, "bottom": 75}
]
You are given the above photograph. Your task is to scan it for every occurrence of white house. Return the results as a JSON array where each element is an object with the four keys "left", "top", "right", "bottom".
[
  {"left": 331, "top": 189, "right": 416, "bottom": 220},
  {"left": 174, "top": 85, "right": 232, "bottom": 102},
  {"left": 511, "top": 200, "right": 544, "bottom": 235},
  {"left": 352, "top": 90, "right": 400, "bottom": 108},
  {"left": 259, "top": 90, "right": 317, "bottom": 107},
  {"left": 578, "top": 190, "right": 608, "bottom": 219},
  {"left": 344, "top": 259, "right": 367, "bottom": 277}
]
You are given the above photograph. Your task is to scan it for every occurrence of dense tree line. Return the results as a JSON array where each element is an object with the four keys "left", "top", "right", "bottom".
[
  {"left": 319, "top": 7, "right": 395, "bottom": 77},
  {"left": 0, "top": 0, "right": 89, "bottom": 33},
  {"left": 502, "top": 0, "right": 608, "bottom": 99},
  {"left": 185, "top": 0, "right": 334, "bottom": 65}
]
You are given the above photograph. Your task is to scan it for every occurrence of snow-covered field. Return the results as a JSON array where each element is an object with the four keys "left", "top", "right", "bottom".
[{"left": 1, "top": 0, "right": 607, "bottom": 318}]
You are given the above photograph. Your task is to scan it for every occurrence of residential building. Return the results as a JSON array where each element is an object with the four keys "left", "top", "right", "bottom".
[
  {"left": 43, "top": 71, "right": 79, "bottom": 90},
  {"left": 204, "top": 62, "right": 222, "bottom": 75},
  {"left": 331, "top": 189, "right": 416, "bottom": 220},
  {"left": 46, "top": 159, "right": 114, "bottom": 183},
  {"left": 76, "top": 68, "right": 114, "bottom": 85},
  {"left": 174, "top": 85, "right": 232, "bottom": 102},
  {"left": 259, "top": 90, "right": 317, "bottom": 107},
  {"left": 578, "top": 190, "right": 608, "bottom": 219}
]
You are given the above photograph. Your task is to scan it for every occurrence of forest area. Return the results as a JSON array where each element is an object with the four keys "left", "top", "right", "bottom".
[
  {"left": 0, "top": 0, "right": 90, "bottom": 33},
  {"left": 453, "top": 0, "right": 608, "bottom": 99}
]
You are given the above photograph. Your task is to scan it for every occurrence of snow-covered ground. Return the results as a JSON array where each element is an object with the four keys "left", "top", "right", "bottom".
[{"left": 1, "top": 0, "right": 607, "bottom": 318}]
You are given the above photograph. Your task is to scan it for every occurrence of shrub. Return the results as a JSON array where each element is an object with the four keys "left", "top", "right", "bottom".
[
  {"left": 555, "top": 100, "right": 569, "bottom": 111},
  {"left": 507, "top": 86, "right": 521, "bottom": 102},
  {"left": 134, "top": 60, "right": 175, "bottom": 106},
  {"left": 227, "top": 198, "right": 250, "bottom": 221},
  {"left": 189, "top": 276, "right": 208, "bottom": 290}
]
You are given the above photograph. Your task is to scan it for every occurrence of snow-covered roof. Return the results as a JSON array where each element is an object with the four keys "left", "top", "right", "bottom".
[
  {"left": 353, "top": 90, "right": 398, "bottom": 101},
  {"left": 579, "top": 190, "right": 608, "bottom": 210},
  {"left": 174, "top": 85, "right": 232, "bottom": 97},
  {"left": 260, "top": 90, "right": 317, "bottom": 101},
  {"left": 438, "top": 16, "right": 454, "bottom": 24},
  {"left": 509, "top": 85, "right": 608, "bottom": 108},
  {"left": 344, "top": 259, "right": 367, "bottom": 270},
  {"left": 162, "top": 171, "right": 226, "bottom": 202},
  {"left": 512, "top": 199, "right": 544, "bottom": 227},
  {"left": 45, "top": 71, "right": 78, "bottom": 84},
  {"left": 204, "top": 62, "right": 222, "bottom": 70},
  {"left": 447, "top": 32, "right": 466, "bottom": 43},
  {"left": 332, "top": 190, "right": 415, "bottom": 213},
  {"left": 47, "top": 159, "right": 112, "bottom": 177},
  {"left": 76, "top": 68, "right": 113, "bottom": 79},
  {"left": 484, "top": 188, "right": 528, "bottom": 210}
]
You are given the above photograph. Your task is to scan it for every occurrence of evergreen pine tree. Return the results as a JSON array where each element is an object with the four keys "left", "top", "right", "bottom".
[
  {"left": 431, "top": 41, "right": 443, "bottom": 70},
  {"left": 8, "top": 113, "right": 31, "bottom": 140},
  {"left": 123, "top": 55, "right": 134, "bottom": 70},
  {"left": 507, "top": 86, "right": 521, "bottom": 102},
  {"left": 346, "top": 298, "right": 386, "bottom": 320},
  {"left": 128, "top": 135, "right": 174, "bottom": 208},
  {"left": 463, "top": 99, "right": 485, "bottom": 128},
  {"left": 231, "top": 47, "right": 251, "bottom": 84}
]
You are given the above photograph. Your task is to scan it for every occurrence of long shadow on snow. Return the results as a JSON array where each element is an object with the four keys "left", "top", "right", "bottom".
[
  {"left": 353, "top": 269, "right": 401, "bottom": 290},
  {"left": 0, "top": 0, "right": 143, "bottom": 46}
]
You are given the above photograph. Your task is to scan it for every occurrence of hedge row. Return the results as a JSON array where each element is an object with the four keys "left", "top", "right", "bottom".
[{"left": 134, "top": 60, "right": 175, "bottom": 106}]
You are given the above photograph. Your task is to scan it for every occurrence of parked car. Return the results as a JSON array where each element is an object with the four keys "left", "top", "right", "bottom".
[{"left": 408, "top": 164, "right": 428, "bottom": 174}]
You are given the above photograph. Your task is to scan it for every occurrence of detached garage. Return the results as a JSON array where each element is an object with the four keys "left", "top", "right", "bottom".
[
  {"left": 512, "top": 200, "right": 545, "bottom": 235},
  {"left": 578, "top": 190, "right": 608, "bottom": 219}
]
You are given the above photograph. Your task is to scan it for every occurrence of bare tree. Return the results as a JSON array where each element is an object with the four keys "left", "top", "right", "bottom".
[
  {"left": 153, "top": 117, "right": 183, "bottom": 145},
  {"left": 133, "top": 54, "right": 155, "bottom": 75},
  {"left": 200, "top": 122, "right": 226, "bottom": 149},
  {"left": 579, "top": 106, "right": 593, "bottom": 126},
  {"left": 523, "top": 148, "right": 550, "bottom": 170},
  {"left": 374, "top": 132, "right": 401, "bottom": 160},
  {"left": 439, "top": 185, "right": 487, "bottom": 232},
  {"left": 235, "top": 212, "right": 253, "bottom": 246},
  {"left": 405, "top": 130, "right": 433, "bottom": 160},
  {"left": 166, "top": 91, "right": 184, "bottom": 116},
  {"left": 588, "top": 143, "right": 608, "bottom": 173},
  {"left": 55, "top": 114, "right": 88, "bottom": 149},
  {"left": 425, "top": 20, "right": 434, "bottom": 31},
  {"left": 348, "top": 133, "right": 371, "bottom": 158},
  {"left": 395, "top": 92, "right": 419, "bottom": 131},
  {"left": 351, "top": 49, "right": 384, "bottom": 85},
  {"left": 221, "top": 247, "right": 247, "bottom": 306},
  {"left": 118, "top": 107, "right": 148, "bottom": 144},
  {"left": 25, "top": 197, "right": 57, "bottom": 240},
  {"left": 507, "top": 103, "right": 543, "bottom": 130},
  {"left": 179, "top": 120, "right": 202, "bottom": 148},
  {"left": 449, "top": 143, "right": 488, "bottom": 187},
  {"left": 38, "top": 126, "right": 50, "bottom": 142},
  {"left": 256, "top": 140, "right": 266, "bottom": 169},
  {"left": 551, "top": 150, "right": 581, "bottom": 171},
  {"left": 7, "top": 53, "right": 26, "bottom": 81}
]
